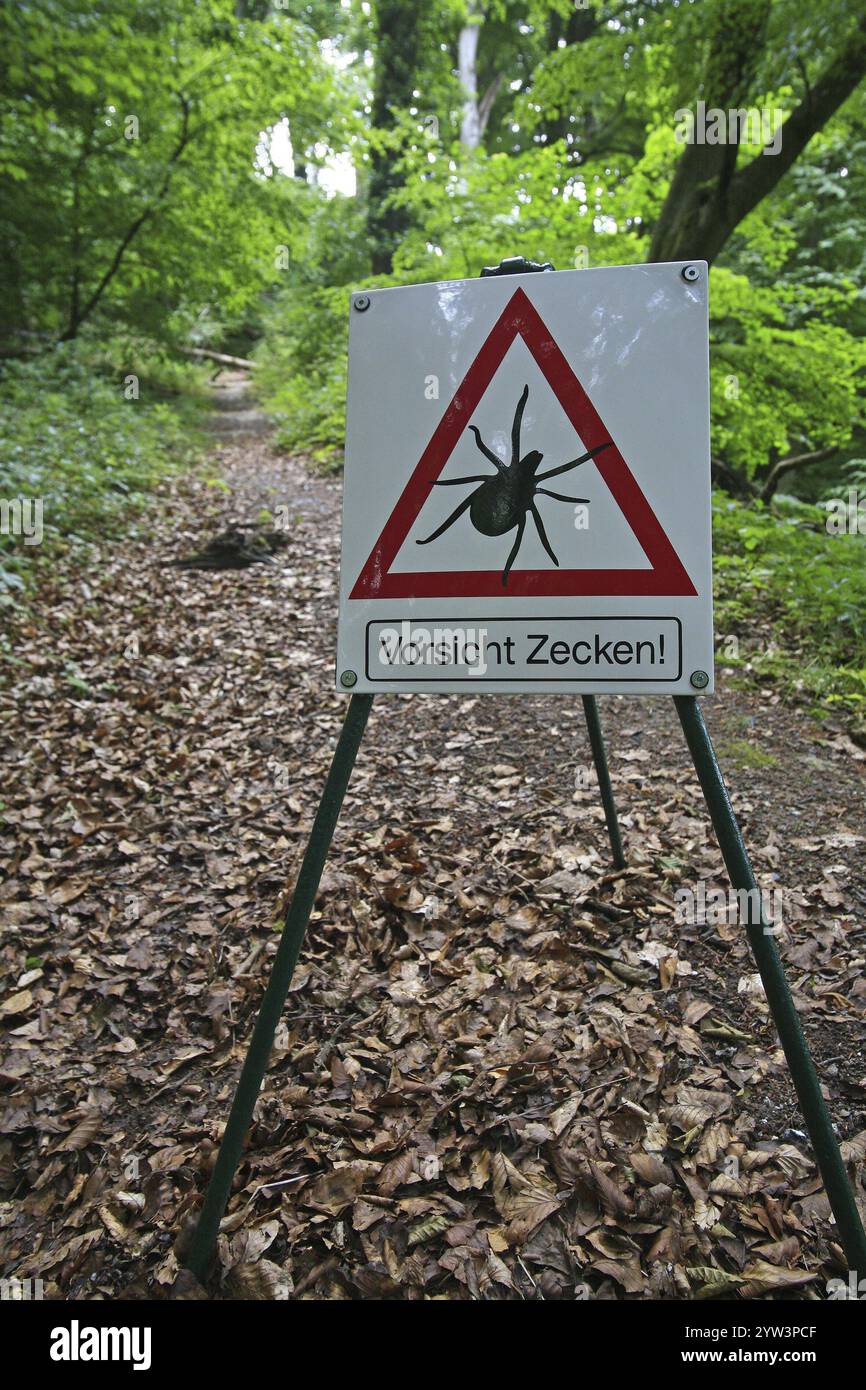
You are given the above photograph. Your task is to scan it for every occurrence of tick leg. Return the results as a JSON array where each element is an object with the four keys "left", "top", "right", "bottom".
[
  {"left": 469, "top": 425, "right": 506, "bottom": 472},
  {"left": 502, "top": 515, "right": 525, "bottom": 587},
  {"left": 535, "top": 489, "right": 591, "bottom": 503},
  {"left": 536, "top": 441, "right": 611, "bottom": 482},
  {"left": 434, "top": 473, "right": 493, "bottom": 485},
  {"left": 530, "top": 502, "right": 559, "bottom": 567},
  {"left": 416, "top": 493, "right": 474, "bottom": 545},
  {"left": 511, "top": 384, "right": 529, "bottom": 465}
]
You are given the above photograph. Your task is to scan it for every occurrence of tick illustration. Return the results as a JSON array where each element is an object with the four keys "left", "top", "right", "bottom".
[{"left": 416, "top": 385, "right": 611, "bottom": 585}]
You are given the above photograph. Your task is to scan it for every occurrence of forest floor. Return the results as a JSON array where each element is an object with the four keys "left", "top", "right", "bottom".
[{"left": 1, "top": 377, "right": 865, "bottom": 1301}]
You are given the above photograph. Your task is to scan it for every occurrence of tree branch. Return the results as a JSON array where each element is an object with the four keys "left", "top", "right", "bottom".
[
  {"left": 648, "top": 8, "right": 866, "bottom": 264},
  {"left": 726, "top": 14, "right": 866, "bottom": 236},
  {"left": 62, "top": 93, "right": 193, "bottom": 339},
  {"left": 758, "top": 445, "right": 840, "bottom": 501},
  {"left": 478, "top": 73, "right": 503, "bottom": 135},
  {"left": 180, "top": 347, "right": 256, "bottom": 369},
  {"left": 711, "top": 455, "right": 754, "bottom": 497}
]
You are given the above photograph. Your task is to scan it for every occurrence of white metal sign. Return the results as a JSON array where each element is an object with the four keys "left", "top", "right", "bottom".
[{"left": 336, "top": 263, "right": 713, "bottom": 695}]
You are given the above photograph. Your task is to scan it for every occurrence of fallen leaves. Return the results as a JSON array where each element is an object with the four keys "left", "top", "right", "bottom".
[
  {"left": 52, "top": 1113, "right": 103, "bottom": 1154},
  {"left": 1, "top": 405, "right": 865, "bottom": 1301},
  {"left": 491, "top": 1153, "right": 561, "bottom": 1245}
]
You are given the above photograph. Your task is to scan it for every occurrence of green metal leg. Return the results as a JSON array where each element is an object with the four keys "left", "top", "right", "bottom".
[
  {"left": 185, "top": 693, "right": 374, "bottom": 1282},
  {"left": 675, "top": 695, "right": 866, "bottom": 1273},
  {"left": 581, "top": 695, "right": 626, "bottom": 869}
]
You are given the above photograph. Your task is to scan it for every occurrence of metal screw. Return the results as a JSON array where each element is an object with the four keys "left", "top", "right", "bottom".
[
  {"left": 690, "top": 669, "right": 709, "bottom": 689},
  {"left": 681, "top": 265, "right": 701, "bottom": 283},
  {"left": 353, "top": 295, "right": 370, "bottom": 312},
  {"left": 340, "top": 670, "right": 358, "bottom": 688}
]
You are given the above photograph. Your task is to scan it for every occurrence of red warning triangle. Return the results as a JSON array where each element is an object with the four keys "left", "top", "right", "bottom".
[{"left": 350, "top": 286, "right": 696, "bottom": 599}]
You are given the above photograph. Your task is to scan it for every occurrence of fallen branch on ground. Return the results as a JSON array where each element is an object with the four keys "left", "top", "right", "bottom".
[{"left": 180, "top": 347, "right": 257, "bottom": 370}]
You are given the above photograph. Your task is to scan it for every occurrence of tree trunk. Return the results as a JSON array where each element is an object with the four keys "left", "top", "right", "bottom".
[
  {"left": 367, "top": 1, "right": 420, "bottom": 276},
  {"left": 541, "top": 5, "right": 599, "bottom": 149},
  {"left": 458, "top": 22, "right": 481, "bottom": 148},
  {"left": 458, "top": 13, "right": 502, "bottom": 151},
  {"left": 60, "top": 95, "right": 192, "bottom": 340},
  {"left": 649, "top": 2, "right": 866, "bottom": 265}
]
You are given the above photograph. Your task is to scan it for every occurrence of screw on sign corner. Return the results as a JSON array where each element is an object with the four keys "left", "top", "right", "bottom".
[
  {"left": 690, "top": 669, "right": 709, "bottom": 689},
  {"left": 352, "top": 295, "right": 370, "bottom": 312},
  {"left": 681, "top": 265, "right": 701, "bottom": 283},
  {"left": 340, "top": 670, "right": 358, "bottom": 688}
]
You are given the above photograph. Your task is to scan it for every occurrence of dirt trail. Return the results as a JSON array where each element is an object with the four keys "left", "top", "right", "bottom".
[{"left": 1, "top": 382, "right": 864, "bottom": 1300}]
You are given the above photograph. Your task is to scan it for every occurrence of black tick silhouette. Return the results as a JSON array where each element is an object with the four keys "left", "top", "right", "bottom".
[{"left": 416, "top": 384, "right": 611, "bottom": 585}]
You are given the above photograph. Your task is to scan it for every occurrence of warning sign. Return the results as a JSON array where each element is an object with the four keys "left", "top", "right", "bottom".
[{"left": 337, "top": 263, "right": 713, "bottom": 694}]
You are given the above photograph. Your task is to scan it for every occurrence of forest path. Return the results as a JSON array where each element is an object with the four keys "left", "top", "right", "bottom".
[
  {"left": 207, "top": 369, "right": 271, "bottom": 440},
  {"left": 1, "top": 388, "right": 864, "bottom": 1300}
]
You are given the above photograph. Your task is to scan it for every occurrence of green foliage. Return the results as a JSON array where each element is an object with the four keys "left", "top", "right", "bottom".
[
  {"left": 710, "top": 269, "right": 865, "bottom": 483},
  {"left": 0, "top": 0, "right": 337, "bottom": 345},
  {"left": 77, "top": 327, "right": 213, "bottom": 405},
  {"left": 713, "top": 492, "right": 866, "bottom": 715},
  {"left": 256, "top": 192, "right": 866, "bottom": 479},
  {"left": 4, "top": 0, "right": 866, "bottom": 738},
  {"left": 392, "top": 137, "right": 633, "bottom": 281},
  {"left": 255, "top": 285, "right": 351, "bottom": 463},
  {"left": 713, "top": 737, "right": 778, "bottom": 770},
  {"left": 0, "top": 346, "right": 201, "bottom": 600},
  {"left": 836, "top": 457, "right": 866, "bottom": 494}
]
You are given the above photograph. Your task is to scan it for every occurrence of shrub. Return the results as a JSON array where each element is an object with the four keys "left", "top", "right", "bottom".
[
  {"left": 0, "top": 344, "right": 201, "bottom": 601},
  {"left": 713, "top": 492, "right": 866, "bottom": 720},
  {"left": 254, "top": 285, "right": 350, "bottom": 466}
]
